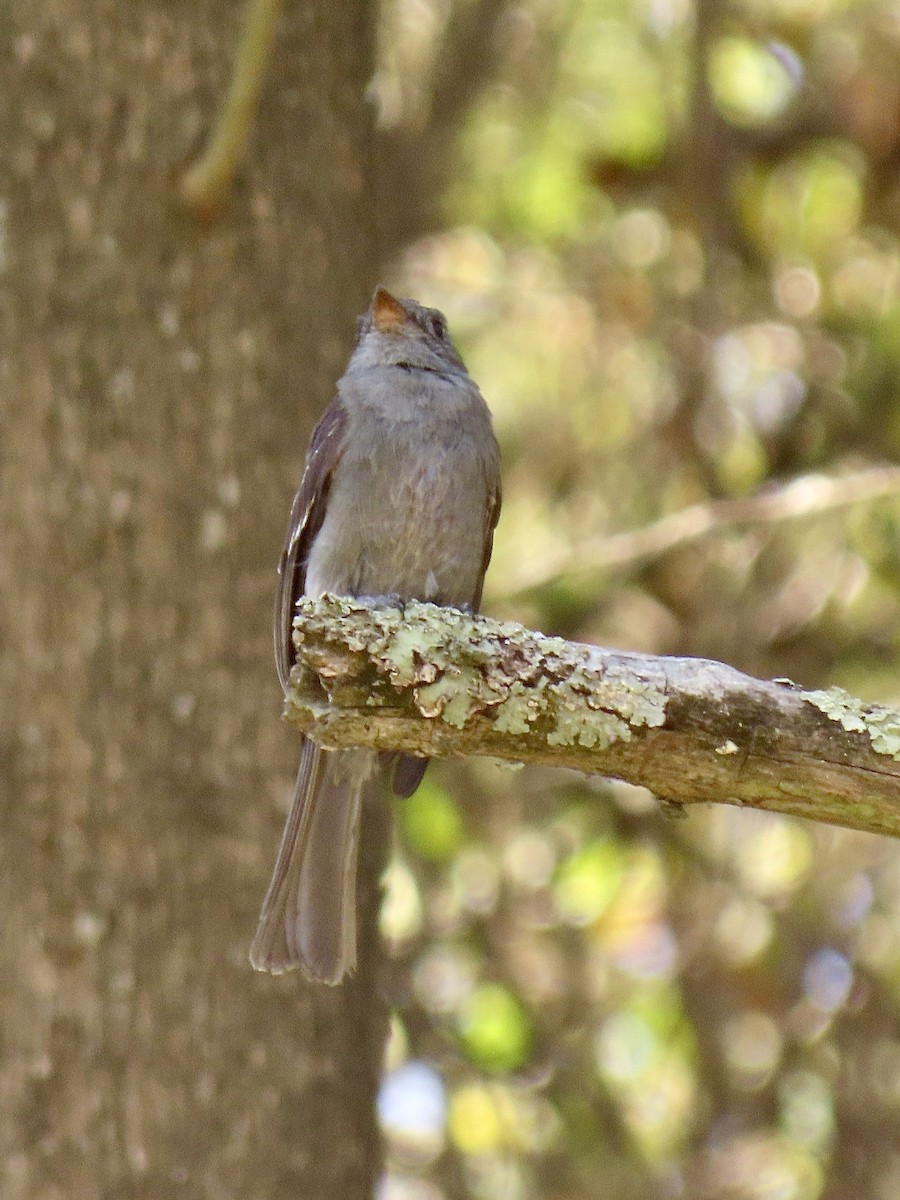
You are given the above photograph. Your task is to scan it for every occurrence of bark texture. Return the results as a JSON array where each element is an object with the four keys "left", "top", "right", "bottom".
[
  {"left": 286, "top": 597, "right": 900, "bottom": 840},
  {"left": 1, "top": 3, "right": 389, "bottom": 1197}
]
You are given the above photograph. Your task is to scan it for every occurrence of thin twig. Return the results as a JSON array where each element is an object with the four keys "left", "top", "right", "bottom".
[
  {"left": 178, "top": 0, "right": 284, "bottom": 218},
  {"left": 508, "top": 465, "right": 900, "bottom": 592}
]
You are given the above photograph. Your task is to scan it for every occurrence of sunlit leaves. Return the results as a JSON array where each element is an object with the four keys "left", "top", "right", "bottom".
[
  {"left": 400, "top": 778, "right": 465, "bottom": 862},
  {"left": 742, "top": 146, "right": 864, "bottom": 259},
  {"left": 708, "top": 37, "right": 802, "bottom": 126},
  {"left": 379, "top": 0, "right": 900, "bottom": 1194},
  {"left": 453, "top": 12, "right": 672, "bottom": 242},
  {"left": 721, "top": 1009, "right": 784, "bottom": 1090},
  {"left": 732, "top": 813, "right": 813, "bottom": 899},
  {"left": 699, "top": 1133, "right": 825, "bottom": 1200},
  {"left": 595, "top": 989, "right": 697, "bottom": 1158},
  {"left": 454, "top": 92, "right": 597, "bottom": 241},
  {"left": 555, "top": 837, "right": 626, "bottom": 924},
  {"left": 457, "top": 983, "right": 534, "bottom": 1073},
  {"left": 560, "top": 17, "right": 672, "bottom": 166}
]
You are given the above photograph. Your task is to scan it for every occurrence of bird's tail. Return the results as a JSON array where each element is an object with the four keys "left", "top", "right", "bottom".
[{"left": 250, "top": 741, "right": 377, "bottom": 983}]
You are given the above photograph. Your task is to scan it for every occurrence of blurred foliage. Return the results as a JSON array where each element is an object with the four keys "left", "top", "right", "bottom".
[{"left": 372, "top": 0, "right": 900, "bottom": 1197}]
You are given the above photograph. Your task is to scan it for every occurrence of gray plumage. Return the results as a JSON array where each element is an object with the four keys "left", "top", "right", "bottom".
[{"left": 250, "top": 287, "right": 501, "bottom": 983}]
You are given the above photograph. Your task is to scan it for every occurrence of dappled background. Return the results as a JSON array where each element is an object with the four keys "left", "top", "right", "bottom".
[
  {"left": 5, "top": 0, "right": 900, "bottom": 1197},
  {"left": 373, "top": 1, "right": 900, "bottom": 1198}
]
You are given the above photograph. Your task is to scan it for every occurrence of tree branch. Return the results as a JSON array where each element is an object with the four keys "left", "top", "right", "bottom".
[
  {"left": 506, "top": 464, "right": 900, "bottom": 590},
  {"left": 285, "top": 596, "right": 900, "bottom": 840},
  {"left": 177, "top": 0, "right": 284, "bottom": 218}
]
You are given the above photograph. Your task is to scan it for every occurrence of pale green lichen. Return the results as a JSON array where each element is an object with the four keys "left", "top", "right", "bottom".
[
  {"left": 540, "top": 666, "right": 666, "bottom": 750},
  {"left": 801, "top": 687, "right": 868, "bottom": 732},
  {"left": 371, "top": 623, "right": 424, "bottom": 684},
  {"left": 416, "top": 671, "right": 478, "bottom": 728},
  {"left": 593, "top": 664, "right": 667, "bottom": 728},
  {"left": 294, "top": 596, "right": 672, "bottom": 751},
  {"left": 802, "top": 686, "right": 900, "bottom": 759},
  {"left": 498, "top": 660, "right": 667, "bottom": 749},
  {"left": 546, "top": 705, "right": 630, "bottom": 749},
  {"left": 865, "top": 709, "right": 900, "bottom": 757},
  {"left": 493, "top": 682, "right": 539, "bottom": 736}
]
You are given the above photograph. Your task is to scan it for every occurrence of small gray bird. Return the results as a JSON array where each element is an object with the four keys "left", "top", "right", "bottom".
[{"left": 250, "top": 286, "right": 502, "bottom": 983}]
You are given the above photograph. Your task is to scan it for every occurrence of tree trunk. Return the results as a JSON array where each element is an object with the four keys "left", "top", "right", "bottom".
[{"left": 0, "top": 3, "right": 387, "bottom": 1197}]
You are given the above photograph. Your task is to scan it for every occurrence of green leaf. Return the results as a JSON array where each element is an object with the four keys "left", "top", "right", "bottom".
[
  {"left": 555, "top": 838, "right": 626, "bottom": 924},
  {"left": 400, "top": 779, "right": 464, "bottom": 862},
  {"left": 457, "top": 984, "right": 533, "bottom": 1073}
]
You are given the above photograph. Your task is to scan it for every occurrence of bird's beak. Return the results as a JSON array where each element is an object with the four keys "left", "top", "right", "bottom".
[{"left": 370, "top": 286, "right": 409, "bottom": 332}]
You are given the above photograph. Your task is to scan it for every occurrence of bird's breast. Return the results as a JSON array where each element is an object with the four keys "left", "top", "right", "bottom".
[{"left": 305, "top": 399, "right": 493, "bottom": 607}]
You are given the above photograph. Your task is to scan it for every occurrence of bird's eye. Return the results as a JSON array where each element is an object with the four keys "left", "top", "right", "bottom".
[{"left": 429, "top": 313, "right": 447, "bottom": 339}]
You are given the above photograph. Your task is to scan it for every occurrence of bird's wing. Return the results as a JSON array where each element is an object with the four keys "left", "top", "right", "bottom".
[
  {"left": 471, "top": 474, "right": 502, "bottom": 611},
  {"left": 274, "top": 398, "right": 348, "bottom": 691}
]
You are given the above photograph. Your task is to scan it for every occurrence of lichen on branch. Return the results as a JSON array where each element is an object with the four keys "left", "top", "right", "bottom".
[{"left": 283, "top": 595, "right": 900, "bottom": 841}]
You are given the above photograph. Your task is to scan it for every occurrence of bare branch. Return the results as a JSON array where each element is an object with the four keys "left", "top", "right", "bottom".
[
  {"left": 285, "top": 596, "right": 900, "bottom": 841},
  {"left": 508, "top": 465, "right": 900, "bottom": 591},
  {"left": 177, "top": 0, "right": 283, "bottom": 218}
]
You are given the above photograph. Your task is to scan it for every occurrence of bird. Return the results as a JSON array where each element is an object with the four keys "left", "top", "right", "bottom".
[{"left": 250, "top": 285, "right": 502, "bottom": 983}]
